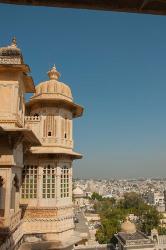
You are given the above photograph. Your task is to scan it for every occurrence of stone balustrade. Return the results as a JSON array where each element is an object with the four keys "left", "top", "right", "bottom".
[
  {"left": 42, "top": 137, "right": 73, "bottom": 147},
  {"left": 9, "top": 209, "right": 21, "bottom": 231},
  {"left": 74, "top": 244, "right": 110, "bottom": 250}
]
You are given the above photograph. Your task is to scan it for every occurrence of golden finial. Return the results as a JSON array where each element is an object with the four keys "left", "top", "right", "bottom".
[
  {"left": 11, "top": 36, "right": 17, "bottom": 47},
  {"left": 47, "top": 65, "right": 60, "bottom": 80}
]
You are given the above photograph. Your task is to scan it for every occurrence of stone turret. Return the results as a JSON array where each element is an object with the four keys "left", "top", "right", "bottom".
[
  {"left": 22, "top": 65, "right": 83, "bottom": 242},
  {"left": 0, "top": 37, "right": 35, "bottom": 128},
  {"left": 0, "top": 38, "right": 40, "bottom": 249}
]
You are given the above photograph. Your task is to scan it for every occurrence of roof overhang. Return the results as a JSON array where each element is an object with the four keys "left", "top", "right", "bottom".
[
  {"left": 0, "top": 127, "right": 41, "bottom": 146},
  {"left": 0, "top": 64, "right": 35, "bottom": 93},
  {"left": 0, "top": 0, "right": 166, "bottom": 15},
  {"left": 30, "top": 146, "right": 82, "bottom": 159},
  {"left": 26, "top": 98, "right": 84, "bottom": 118},
  {"left": 23, "top": 74, "right": 35, "bottom": 93},
  {"left": 0, "top": 64, "right": 30, "bottom": 73}
]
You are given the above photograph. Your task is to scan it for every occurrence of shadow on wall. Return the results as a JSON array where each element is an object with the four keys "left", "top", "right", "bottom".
[
  {"left": 0, "top": 226, "right": 18, "bottom": 250},
  {"left": 18, "top": 240, "right": 74, "bottom": 250}
]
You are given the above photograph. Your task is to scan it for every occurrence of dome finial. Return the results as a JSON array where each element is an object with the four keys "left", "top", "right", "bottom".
[
  {"left": 47, "top": 65, "right": 60, "bottom": 80},
  {"left": 11, "top": 36, "right": 17, "bottom": 47}
]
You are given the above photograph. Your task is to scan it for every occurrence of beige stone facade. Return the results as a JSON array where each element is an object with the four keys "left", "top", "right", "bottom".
[{"left": 0, "top": 38, "right": 83, "bottom": 249}]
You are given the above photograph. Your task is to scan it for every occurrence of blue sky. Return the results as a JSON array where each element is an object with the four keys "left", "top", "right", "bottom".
[{"left": 1, "top": 4, "right": 166, "bottom": 178}]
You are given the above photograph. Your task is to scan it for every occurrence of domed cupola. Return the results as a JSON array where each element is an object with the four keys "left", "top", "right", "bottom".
[
  {"left": 120, "top": 219, "right": 137, "bottom": 234},
  {"left": 27, "top": 65, "right": 83, "bottom": 118},
  {"left": 73, "top": 185, "right": 84, "bottom": 197},
  {"left": 0, "top": 37, "right": 24, "bottom": 65},
  {"left": 33, "top": 65, "right": 73, "bottom": 103}
]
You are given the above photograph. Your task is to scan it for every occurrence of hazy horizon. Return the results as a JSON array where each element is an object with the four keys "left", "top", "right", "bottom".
[
  {"left": 73, "top": 176, "right": 166, "bottom": 180},
  {"left": 1, "top": 4, "right": 166, "bottom": 179}
]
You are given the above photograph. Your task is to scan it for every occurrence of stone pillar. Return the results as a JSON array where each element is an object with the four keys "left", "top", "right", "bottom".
[
  {"left": 11, "top": 175, "right": 16, "bottom": 211},
  {"left": 70, "top": 120, "right": 73, "bottom": 142},
  {"left": 4, "top": 169, "right": 12, "bottom": 225},
  {"left": 37, "top": 164, "right": 43, "bottom": 206},
  {"left": 57, "top": 114, "right": 61, "bottom": 143},
  {"left": 56, "top": 163, "right": 61, "bottom": 204},
  {"left": 69, "top": 166, "right": 72, "bottom": 202},
  {"left": 15, "top": 190, "right": 20, "bottom": 212}
]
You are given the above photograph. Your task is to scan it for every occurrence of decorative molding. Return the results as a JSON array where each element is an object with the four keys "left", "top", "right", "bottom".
[
  {"left": 0, "top": 56, "right": 21, "bottom": 64},
  {"left": 24, "top": 214, "right": 74, "bottom": 222}
]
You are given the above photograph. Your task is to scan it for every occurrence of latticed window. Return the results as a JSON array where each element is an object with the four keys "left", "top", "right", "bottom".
[
  {"left": 21, "top": 165, "right": 37, "bottom": 199},
  {"left": 42, "top": 165, "right": 56, "bottom": 198},
  {"left": 43, "top": 115, "right": 56, "bottom": 137},
  {"left": 61, "top": 166, "right": 69, "bottom": 198}
]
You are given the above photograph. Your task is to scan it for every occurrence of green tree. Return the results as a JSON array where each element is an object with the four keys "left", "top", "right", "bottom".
[
  {"left": 95, "top": 192, "right": 162, "bottom": 243},
  {"left": 96, "top": 207, "right": 127, "bottom": 243},
  {"left": 158, "top": 227, "right": 166, "bottom": 235},
  {"left": 139, "top": 207, "right": 161, "bottom": 235},
  {"left": 94, "top": 198, "right": 115, "bottom": 213},
  {"left": 91, "top": 192, "right": 103, "bottom": 201},
  {"left": 118, "top": 192, "right": 144, "bottom": 211}
]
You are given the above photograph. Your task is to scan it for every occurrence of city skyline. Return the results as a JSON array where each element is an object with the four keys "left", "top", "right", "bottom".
[{"left": 1, "top": 4, "right": 166, "bottom": 178}]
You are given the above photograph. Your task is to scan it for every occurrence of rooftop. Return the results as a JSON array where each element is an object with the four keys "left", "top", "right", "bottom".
[
  {"left": 0, "top": 37, "right": 23, "bottom": 65},
  {"left": 1, "top": 0, "right": 166, "bottom": 15},
  {"left": 26, "top": 65, "right": 84, "bottom": 118}
]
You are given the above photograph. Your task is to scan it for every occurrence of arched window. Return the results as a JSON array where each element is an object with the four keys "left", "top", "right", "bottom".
[
  {"left": 14, "top": 175, "right": 19, "bottom": 192},
  {"left": 11, "top": 175, "right": 19, "bottom": 211},
  {"left": 43, "top": 115, "right": 56, "bottom": 137},
  {"left": 0, "top": 176, "right": 3, "bottom": 187},
  {"left": 153, "top": 235, "right": 158, "bottom": 243},
  {"left": 60, "top": 166, "right": 69, "bottom": 198},
  {"left": 0, "top": 177, "right": 4, "bottom": 214}
]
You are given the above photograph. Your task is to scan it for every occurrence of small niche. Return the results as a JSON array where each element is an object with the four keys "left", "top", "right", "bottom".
[{"left": 48, "top": 131, "right": 52, "bottom": 137}]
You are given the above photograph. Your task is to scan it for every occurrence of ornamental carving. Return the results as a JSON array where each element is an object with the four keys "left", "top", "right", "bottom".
[
  {"left": 24, "top": 209, "right": 58, "bottom": 219},
  {"left": 0, "top": 56, "right": 21, "bottom": 64},
  {"left": 0, "top": 155, "right": 13, "bottom": 165}
]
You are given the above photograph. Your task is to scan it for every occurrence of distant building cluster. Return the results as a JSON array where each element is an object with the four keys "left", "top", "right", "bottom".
[{"left": 74, "top": 178, "right": 166, "bottom": 202}]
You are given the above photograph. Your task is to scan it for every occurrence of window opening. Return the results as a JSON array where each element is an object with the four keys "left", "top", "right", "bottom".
[
  {"left": 42, "top": 165, "right": 56, "bottom": 198},
  {"left": 60, "top": 166, "right": 69, "bottom": 198},
  {"left": 48, "top": 131, "right": 52, "bottom": 136},
  {"left": 21, "top": 165, "right": 37, "bottom": 199},
  {"left": 43, "top": 115, "right": 56, "bottom": 137}
]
